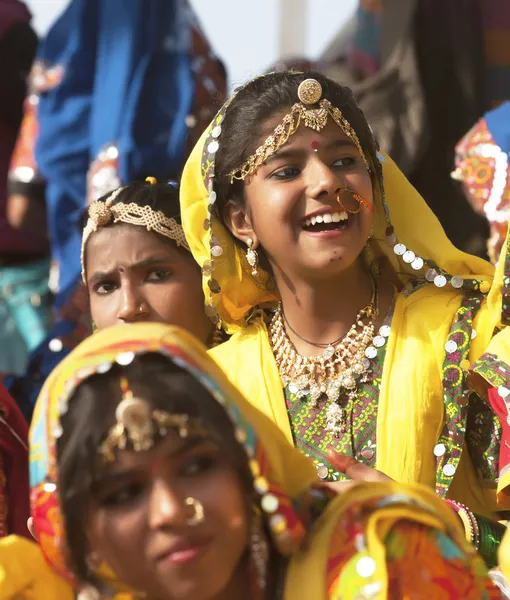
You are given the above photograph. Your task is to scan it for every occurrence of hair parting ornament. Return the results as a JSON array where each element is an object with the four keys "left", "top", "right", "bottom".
[
  {"left": 227, "top": 78, "right": 370, "bottom": 182},
  {"left": 99, "top": 374, "right": 211, "bottom": 463},
  {"left": 80, "top": 177, "right": 190, "bottom": 282}
]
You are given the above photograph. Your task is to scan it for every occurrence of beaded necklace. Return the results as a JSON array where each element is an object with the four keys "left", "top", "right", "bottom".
[{"left": 269, "top": 278, "right": 393, "bottom": 434}]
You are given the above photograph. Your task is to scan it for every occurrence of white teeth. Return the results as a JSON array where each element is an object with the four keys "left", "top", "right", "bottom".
[{"left": 303, "top": 211, "right": 349, "bottom": 228}]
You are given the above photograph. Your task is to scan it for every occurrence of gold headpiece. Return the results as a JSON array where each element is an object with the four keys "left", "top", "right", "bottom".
[
  {"left": 228, "top": 78, "right": 369, "bottom": 182},
  {"left": 99, "top": 375, "right": 210, "bottom": 462},
  {"left": 81, "top": 185, "right": 190, "bottom": 282}
]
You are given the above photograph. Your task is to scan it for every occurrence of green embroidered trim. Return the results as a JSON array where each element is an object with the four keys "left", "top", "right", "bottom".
[
  {"left": 284, "top": 345, "right": 385, "bottom": 482},
  {"left": 435, "top": 294, "right": 483, "bottom": 497},
  {"left": 500, "top": 233, "right": 510, "bottom": 325},
  {"left": 472, "top": 352, "right": 510, "bottom": 391}
]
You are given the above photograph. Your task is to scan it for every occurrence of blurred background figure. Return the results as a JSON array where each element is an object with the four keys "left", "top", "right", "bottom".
[
  {"left": 0, "top": 0, "right": 51, "bottom": 378},
  {"left": 275, "top": 0, "right": 510, "bottom": 257},
  {"left": 453, "top": 102, "right": 510, "bottom": 265},
  {"left": 5, "top": 0, "right": 226, "bottom": 418},
  {"left": 0, "top": 381, "right": 29, "bottom": 539}
]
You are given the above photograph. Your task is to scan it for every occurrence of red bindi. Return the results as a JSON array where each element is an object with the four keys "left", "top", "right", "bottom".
[{"left": 311, "top": 140, "right": 319, "bottom": 152}]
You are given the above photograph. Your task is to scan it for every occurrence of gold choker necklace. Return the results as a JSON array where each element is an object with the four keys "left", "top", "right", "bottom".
[{"left": 269, "top": 279, "right": 385, "bottom": 435}]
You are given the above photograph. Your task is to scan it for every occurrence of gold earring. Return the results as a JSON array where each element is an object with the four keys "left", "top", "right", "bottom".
[
  {"left": 246, "top": 238, "right": 259, "bottom": 276},
  {"left": 185, "top": 497, "right": 205, "bottom": 526},
  {"left": 250, "top": 511, "right": 268, "bottom": 589}
]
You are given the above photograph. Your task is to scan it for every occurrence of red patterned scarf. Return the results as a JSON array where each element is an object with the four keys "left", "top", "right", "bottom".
[{"left": 0, "top": 382, "right": 30, "bottom": 538}]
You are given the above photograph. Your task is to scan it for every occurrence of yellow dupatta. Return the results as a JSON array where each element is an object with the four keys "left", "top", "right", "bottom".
[
  {"left": 180, "top": 91, "right": 510, "bottom": 515},
  {"left": 0, "top": 323, "right": 495, "bottom": 599}
]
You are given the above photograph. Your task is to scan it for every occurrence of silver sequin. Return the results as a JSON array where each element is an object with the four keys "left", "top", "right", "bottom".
[
  {"left": 445, "top": 340, "right": 458, "bottom": 354},
  {"left": 442, "top": 463, "right": 456, "bottom": 477},
  {"left": 393, "top": 243, "right": 406, "bottom": 256},
  {"left": 116, "top": 351, "right": 135, "bottom": 366},
  {"left": 261, "top": 493, "right": 279, "bottom": 513},
  {"left": 379, "top": 325, "right": 391, "bottom": 337},
  {"left": 433, "top": 443, "right": 446, "bottom": 457},
  {"left": 373, "top": 335, "right": 385, "bottom": 348},
  {"left": 411, "top": 257, "right": 424, "bottom": 271},
  {"left": 425, "top": 269, "right": 437, "bottom": 282},
  {"left": 450, "top": 276, "right": 464, "bottom": 289},
  {"left": 208, "top": 140, "right": 219, "bottom": 154},
  {"left": 356, "top": 556, "right": 376, "bottom": 578},
  {"left": 365, "top": 346, "right": 377, "bottom": 359},
  {"left": 434, "top": 275, "right": 447, "bottom": 288},
  {"left": 402, "top": 250, "right": 416, "bottom": 264},
  {"left": 49, "top": 338, "right": 63, "bottom": 353},
  {"left": 498, "top": 385, "right": 510, "bottom": 399}
]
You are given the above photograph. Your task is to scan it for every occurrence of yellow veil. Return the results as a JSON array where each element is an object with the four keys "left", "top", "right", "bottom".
[
  {"left": 180, "top": 74, "right": 510, "bottom": 515},
  {"left": 0, "top": 323, "right": 495, "bottom": 599}
]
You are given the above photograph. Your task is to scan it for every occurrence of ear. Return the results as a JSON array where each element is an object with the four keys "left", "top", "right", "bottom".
[{"left": 222, "top": 200, "right": 258, "bottom": 246}]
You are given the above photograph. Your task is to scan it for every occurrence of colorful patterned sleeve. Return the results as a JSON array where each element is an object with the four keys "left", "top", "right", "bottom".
[
  {"left": 326, "top": 492, "right": 500, "bottom": 599},
  {"left": 471, "top": 352, "right": 510, "bottom": 507},
  {"left": 488, "top": 386, "right": 510, "bottom": 505},
  {"left": 385, "top": 522, "right": 500, "bottom": 599}
]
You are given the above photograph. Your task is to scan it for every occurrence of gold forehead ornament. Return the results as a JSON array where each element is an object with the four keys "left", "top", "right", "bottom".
[
  {"left": 228, "top": 78, "right": 370, "bottom": 182},
  {"left": 99, "top": 376, "right": 210, "bottom": 462},
  {"left": 81, "top": 184, "right": 190, "bottom": 282},
  {"left": 297, "top": 78, "right": 323, "bottom": 105}
]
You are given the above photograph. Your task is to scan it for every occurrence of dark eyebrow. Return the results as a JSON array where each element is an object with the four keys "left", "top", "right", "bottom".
[
  {"left": 88, "top": 256, "right": 173, "bottom": 285},
  {"left": 93, "top": 436, "right": 212, "bottom": 490},
  {"left": 264, "top": 138, "right": 358, "bottom": 165}
]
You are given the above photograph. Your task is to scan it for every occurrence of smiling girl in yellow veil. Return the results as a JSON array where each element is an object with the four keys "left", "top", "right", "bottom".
[
  {"left": 0, "top": 323, "right": 499, "bottom": 599},
  {"left": 179, "top": 71, "right": 510, "bottom": 566}
]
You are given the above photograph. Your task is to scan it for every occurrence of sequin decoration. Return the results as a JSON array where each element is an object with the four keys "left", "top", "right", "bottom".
[{"left": 434, "top": 295, "right": 482, "bottom": 497}]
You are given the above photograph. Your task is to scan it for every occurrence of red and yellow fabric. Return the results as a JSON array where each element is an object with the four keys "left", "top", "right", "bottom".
[
  {"left": 8, "top": 60, "right": 64, "bottom": 184},
  {"left": 0, "top": 382, "right": 29, "bottom": 539},
  {"left": 454, "top": 109, "right": 510, "bottom": 264},
  {"left": 0, "top": 323, "right": 499, "bottom": 598}
]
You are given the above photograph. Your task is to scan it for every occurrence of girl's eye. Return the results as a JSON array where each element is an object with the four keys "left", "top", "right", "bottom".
[
  {"left": 180, "top": 454, "right": 218, "bottom": 477},
  {"left": 333, "top": 157, "right": 356, "bottom": 168},
  {"left": 146, "top": 268, "right": 172, "bottom": 282},
  {"left": 270, "top": 166, "right": 301, "bottom": 180},
  {"left": 101, "top": 482, "right": 145, "bottom": 507},
  {"left": 93, "top": 281, "right": 118, "bottom": 295}
]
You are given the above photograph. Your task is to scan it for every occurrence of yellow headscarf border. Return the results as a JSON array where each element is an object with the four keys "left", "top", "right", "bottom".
[
  {"left": 181, "top": 71, "right": 498, "bottom": 335},
  {"left": 28, "top": 323, "right": 316, "bottom": 588}
]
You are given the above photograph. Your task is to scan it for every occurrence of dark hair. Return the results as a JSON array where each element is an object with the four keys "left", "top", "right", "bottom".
[
  {"left": 56, "top": 354, "right": 253, "bottom": 588},
  {"left": 214, "top": 71, "right": 383, "bottom": 217}
]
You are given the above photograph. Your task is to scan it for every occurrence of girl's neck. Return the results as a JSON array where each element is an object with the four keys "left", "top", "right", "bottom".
[
  {"left": 213, "top": 560, "right": 256, "bottom": 600},
  {"left": 274, "top": 259, "right": 374, "bottom": 355}
]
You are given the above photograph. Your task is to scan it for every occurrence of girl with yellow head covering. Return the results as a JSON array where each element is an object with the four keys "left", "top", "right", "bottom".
[
  {"left": 0, "top": 323, "right": 500, "bottom": 598},
  {"left": 179, "top": 71, "right": 510, "bottom": 566}
]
